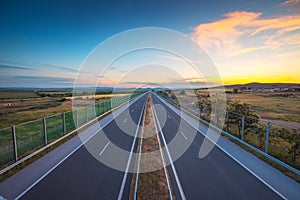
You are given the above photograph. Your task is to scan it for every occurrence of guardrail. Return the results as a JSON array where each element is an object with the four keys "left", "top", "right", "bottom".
[
  {"left": 0, "top": 93, "right": 141, "bottom": 171},
  {"left": 157, "top": 93, "right": 300, "bottom": 176}
]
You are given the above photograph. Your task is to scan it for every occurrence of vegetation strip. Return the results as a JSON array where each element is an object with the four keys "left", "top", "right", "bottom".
[{"left": 130, "top": 94, "right": 174, "bottom": 200}]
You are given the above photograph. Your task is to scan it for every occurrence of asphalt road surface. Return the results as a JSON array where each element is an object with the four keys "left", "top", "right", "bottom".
[
  {"left": 18, "top": 93, "right": 148, "bottom": 200},
  {"left": 151, "top": 92, "right": 284, "bottom": 200},
  {"left": 1, "top": 91, "right": 299, "bottom": 200}
]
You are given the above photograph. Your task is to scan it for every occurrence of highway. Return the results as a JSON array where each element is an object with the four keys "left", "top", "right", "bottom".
[
  {"left": 1, "top": 91, "right": 299, "bottom": 200},
  {"left": 0, "top": 93, "right": 148, "bottom": 200},
  {"left": 151, "top": 92, "right": 287, "bottom": 200}
]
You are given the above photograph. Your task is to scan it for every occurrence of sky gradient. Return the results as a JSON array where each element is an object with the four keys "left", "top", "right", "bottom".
[{"left": 0, "top": 0, "right": 299, "bottom": 87}]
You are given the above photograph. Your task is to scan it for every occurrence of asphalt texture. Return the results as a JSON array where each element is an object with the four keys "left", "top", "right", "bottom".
[
  {"left": 151, "top": 92, "right": 283, "bottom": 200},
  {"left": 18, "top": 94, "right": 147, "bottom": 200}
]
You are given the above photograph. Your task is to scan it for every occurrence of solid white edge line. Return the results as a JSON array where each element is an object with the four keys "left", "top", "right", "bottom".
[
  {"left": 117, "top": 94, "right": 147, "bottom": 200},
  {"left": 152, "top": 93, "right": 186, "bottom": 200},
  {"left": 15, "top": 93, "right": 145, "bottom": 200},
  {"left": 133, "top": 96, "right": 146, "bottom": 200},
  {"left": 154, "top": 93, "right": 287, "bottom": 200},
  {"left": 99, "top": 141, "right": 110, "bottom": 156},
  {"left": 150, "top": 95, "right": 173, "bottom": 200},
  {"left": 180, "top": 131, "right": 188, "bottom": 141}
]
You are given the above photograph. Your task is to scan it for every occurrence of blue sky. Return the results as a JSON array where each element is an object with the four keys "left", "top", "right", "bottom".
[{"left": 0, "top": 0, "right": 299, "bottom": 87}]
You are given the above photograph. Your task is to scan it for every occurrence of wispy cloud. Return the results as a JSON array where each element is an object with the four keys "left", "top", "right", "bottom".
[
  {"left": 281, "top": 0, "right": 300, "bottom": 7},
  {"left": 153, "top": 54, "right": 186, "bottom": 62},
  {"left": 0, "top": 64, "right": 34, "bottom": 71},
  {"left": 124, "top": 81, "right": 162, "bottom": 86},
  {"left": 0, "top": 75, "right": 75, "bottom": 87},
  {"left": 39, "top": 64, "right": 84, "bottom": 74},
  {"left": 191, "top": 10, "right": 300, "bottom": 58}
]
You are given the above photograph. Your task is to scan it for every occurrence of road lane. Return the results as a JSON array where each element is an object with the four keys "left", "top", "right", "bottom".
[
  {"left": 17, "top": 93, "right": 147, "bottom": 200},
  {"left": 152, "top": 92, "right": 283, "bottom": 200}
]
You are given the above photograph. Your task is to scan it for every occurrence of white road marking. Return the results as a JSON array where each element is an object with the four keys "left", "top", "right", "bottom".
[
  {"left": 123, "top": 118, "right": 127, "bottom": 123},
  {"left": 180, "top": 131, "right": 188, "bottom": 141},
  {"left": 99, "top": 142, "right": 110, "bottom": 156},
  {"left": 133, "top": 102, "right": 146, "bottom": 200},
  {"left": 154, "top": 93, "right": 287, "bottom": 200},
  {"left": 132, "top": 109, "right": 134, "bottom": 112},
  {"left": 152, "top": 97, "right": 186, "bottom": 200},
  {"left": 168, "top": 115, "right": 171, "bottom": 119},
  {"left": 15, "top": 93, "right": 146, "bottom": 200},
  {"left": 151, "top": 100, "right": 174, "bottom": 200},
  {"left": 118, "top": 99, "right": 147, "bottom": 200}
]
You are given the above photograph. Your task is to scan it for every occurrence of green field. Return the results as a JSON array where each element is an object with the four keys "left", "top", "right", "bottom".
[
  {"left": 226, "top": 93, "right": 300, "bottom": 123},
  {"left": 0, "top": 90, "right": 39, "bottom": 99}
]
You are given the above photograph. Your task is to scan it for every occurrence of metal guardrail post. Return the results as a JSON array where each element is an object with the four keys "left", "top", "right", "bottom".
[
  {"left": 226, "top": 111, "right": 229, "bottom": 132},
  {"left": 43, "top": 118, "right": 47, "bottom": 146},
  {"left": 98, "top": 102, "right": 100, "bottom": 116},
  {"left": 241, "top": 115, "right": 245, "bottom": 140},
  {"left": 75, "top": 109, "right": 78, "bottom": 127},
  {"left": 11, "top": 125, "right": 18, "bottom": 162},
  {"left": 85, "top": 105, "right": 88, "bottom": 122},
  {"left": 62, "top": 112, "right": 66, "bottom": 135},
  {"left": 265, "top": 122, "right": 270, "bottom": 153}
]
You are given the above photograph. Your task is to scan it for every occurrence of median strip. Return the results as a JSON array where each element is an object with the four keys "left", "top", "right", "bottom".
[{"left": 130, "top": 93, "right": 174, "bottom": 200}]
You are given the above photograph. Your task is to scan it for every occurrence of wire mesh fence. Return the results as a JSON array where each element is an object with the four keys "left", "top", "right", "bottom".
[
  {"left": 0, "top": 127, "right": 14, "bottom": 167},
  {"left": 46, "top": 113, "right": 64, "bottom": 143},
  {"left": 15, "top": 119, "right": 44, "bottom": 158},
  {"left": 0, "top": 93, "right": 141, "bottom": 171}
]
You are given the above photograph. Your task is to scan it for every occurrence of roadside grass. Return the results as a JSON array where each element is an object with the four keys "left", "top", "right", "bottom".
[
  {"left": 0, "top": 94, "right": 121, "bottom": 129},
  {"left": 172, "top": 90, "right": 300, "bottom": 123}
]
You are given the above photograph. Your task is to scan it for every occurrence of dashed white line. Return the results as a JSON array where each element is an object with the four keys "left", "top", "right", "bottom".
[
  {"left": 180, "top": 131, "right": 188, "bottom": 141},
  {"left": 99, "top": 141, "right": 110, "bottom": 156},
  {"left": 168, "top": 115, "right": 171, "bottom": 119},
  {"left": 15, "top": 93, "right": 146, "bottom": 200},
  {"left": 123, "top": 118, "right": 127, "bottom": 123}
]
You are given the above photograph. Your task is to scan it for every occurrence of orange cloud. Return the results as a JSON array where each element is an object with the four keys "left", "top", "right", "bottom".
[{"left": 191, "top": 11, "right": 300, "bottom": 58}]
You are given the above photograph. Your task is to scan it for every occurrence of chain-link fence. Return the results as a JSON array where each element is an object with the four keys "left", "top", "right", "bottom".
[{"left": 0, "top": 93, "right": 141, "bottom": 170}]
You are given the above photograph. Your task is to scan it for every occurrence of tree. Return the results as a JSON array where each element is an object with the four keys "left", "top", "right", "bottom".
[
  {"left": 286, "top": 130, "right": 300, "bottom": 166},
  {"left": 228, "top": 101, "right": 259, "bottom": 138},
  {"left": 179, "top": 90, "right": 186, "bottom": 95}
]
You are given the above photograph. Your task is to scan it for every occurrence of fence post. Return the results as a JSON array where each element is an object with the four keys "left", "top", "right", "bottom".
[
  {"left": 265, "top": 122, "right": 270, "bottom": 153},
  {"left": 241, "top": 115, "right": 245, "bottom": 140},
  {"left": 98, "top": 102, "right": 100, "bottom": 116},
  {"left": 85, "top": 105, "right": 88, "bottom": 122},
  {"left": 11, "top": 125, "right": 18, "bottom": 162},
  {"left": 75, "top": 109, "right": 78, "bottom": 128},
  {"left": 43, "top": 118, "right": 47, "bottom": 146},
  {"left": 226, "top": 111, "right": 229, "bottom": 132},
  {"left": 62, "top": 112, "right": 66, "bottom": 134}
]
